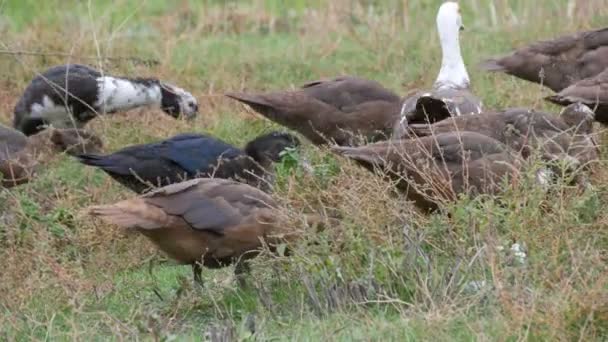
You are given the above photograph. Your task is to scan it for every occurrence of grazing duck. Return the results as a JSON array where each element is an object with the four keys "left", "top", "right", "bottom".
[
  {"left": 405, "top": 104, "right": 599, "bottom": 168},
  {"left": 77, "top": 131, "right": 300, "bottom": 193},
  {"left": 88, "top": 178, "right": 309, "bottom": 285},
  {"left": 226, "top": 79, "right": 401, "bottom": 146},
  {"left": 481, "top": 27, "right": 608, "bottom": 93},
  {"left": 546, "top": 69, "right": 608, "bottom": 124},
  {"left": 13, "top": 64, "right": 199, "bottom": 135},
  {"left": 1, "top": 124, "right": 102, "bottom": 187},
  {"left": 332, "top": 132, "right": 521, "bottom": 211},
  {"left": 227, "top": 2, "right": 481, "bottom": 146}
]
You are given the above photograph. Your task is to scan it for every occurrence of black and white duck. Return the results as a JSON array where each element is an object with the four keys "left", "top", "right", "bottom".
[{"left": 13, "top": 64, "right": 199, "bottom": 135}]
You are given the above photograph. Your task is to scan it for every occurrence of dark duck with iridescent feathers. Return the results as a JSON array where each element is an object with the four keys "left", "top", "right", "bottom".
[
  {"left": 13, "top": 64, "right": 198, "bottom": 135},
  {"left": 76, "top": 131, "right": 300, "bottom": 193}
]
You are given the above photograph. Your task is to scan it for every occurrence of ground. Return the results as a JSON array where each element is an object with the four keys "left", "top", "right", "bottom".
[{"left": 0, "top": 0, "right": 607, "bottom": 340}]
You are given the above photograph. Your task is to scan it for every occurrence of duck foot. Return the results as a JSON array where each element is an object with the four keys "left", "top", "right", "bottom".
[
  {"left": 192, "top": 263, "right": 204, "bottom": 288},
  {"left": 234, "top": 261, "right": 251, "bottom": 288}
]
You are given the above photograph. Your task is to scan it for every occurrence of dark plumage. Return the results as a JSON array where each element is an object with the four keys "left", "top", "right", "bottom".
[
  {"left": 226, "top": 76, "right": 403, "bottom": 146},
  {"left": 392, "top": 88, "right": 482, "bottom": 139},
  {"left": 405, "top": 104, "right": 599, "bottom": 168},
  {"left": 14, "top": 64, "right": 198, "bottom": 135},
  {"left": 88, "top": 178, "right": 326, "bottom": 285},
  {"left": 0, "top": 124, "right": 103, "bottom": 187},
  {"left": 546, "top": 69, "right": 608, "bottom": 124},
  {"left": 332, "top": 132, "right": 522, "bottom": 211},
  {"left": 480, "top": 27, "right": 608, "bottom": 92},
  {"left": 77, "top": 131, "right": 300, "bottom": 193}
]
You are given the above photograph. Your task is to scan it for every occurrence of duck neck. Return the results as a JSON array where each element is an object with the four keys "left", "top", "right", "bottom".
[
  {"left": 434, "top": 28, "right": 469, "bottom": 90},
  {"left": 94, "top": 76, "right": 163, "bottom": 113}
]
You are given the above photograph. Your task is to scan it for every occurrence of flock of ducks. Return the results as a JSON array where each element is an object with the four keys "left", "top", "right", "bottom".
[{"left": 1, "top": 2, "right": 606, "bottom": 285}]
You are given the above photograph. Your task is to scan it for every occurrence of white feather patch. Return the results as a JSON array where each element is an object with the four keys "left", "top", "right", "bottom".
[
  {"left": 29, "top": 95, "right": 76, "bottom": 128},
  {"left": 94, "top": 76, "right": 162, "bottom": 113}
]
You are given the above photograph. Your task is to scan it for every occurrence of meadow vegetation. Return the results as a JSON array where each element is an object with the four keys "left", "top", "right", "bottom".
[{"left": 0, "top": 0, "right": 607, "bottom": 340}]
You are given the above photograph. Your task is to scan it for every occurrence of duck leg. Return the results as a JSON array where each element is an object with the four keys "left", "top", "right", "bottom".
[
  {"left": 234, "top": 261, "right": 251, "bottom": 288},
  {"left": 192, "top": 263, "right": 204, "bottom": 287}
]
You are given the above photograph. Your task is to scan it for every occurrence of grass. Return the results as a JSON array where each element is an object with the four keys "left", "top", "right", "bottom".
[{"left": 1, "top": 0, "right": 607, "bottom": 340}]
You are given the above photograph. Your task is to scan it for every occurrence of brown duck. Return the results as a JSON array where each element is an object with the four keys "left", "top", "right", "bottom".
[
  {"left": 481, "top": 27, "right": 608, "bottom": 93},
  {"left": 226, "top": 76, "right": 401, "bottom": 146},
  {"left": 227, "top": 2, "right": 481, "bottom": 146},
  {"left": 89, "top": 178, "right": 322, "bottom": 285},
  {"left": 546, "top": 68, "right": 608, "bottom": 124},
  {"left": 404, "top": 104, "right": 599, "bottom": 168},
  {"left": 333, "top": 131, "right": 522, "bottom": 211},
  {"left": 0, "top": 124, "right": 102, "bottom": 187}
]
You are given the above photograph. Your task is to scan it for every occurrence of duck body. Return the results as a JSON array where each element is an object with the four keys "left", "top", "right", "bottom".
[
  {"left": 0, "top": 124, "right": 102, "bottom": 187},
  {"left": 88, "top": 178, "right": 283, "bottom": 283},
  {"left": 333, "top": 131, "right": 520, "bottom": 211},
  {"left": 393, "top": 1, "right": 482, "bottom": 137},
  {"left": 546, "top": 68, "right": 608, "bottom": 124},
  {"left": 481, "top": 27, "right": 608, "bottom": 92},
  {"left": 13, "top": 64, "right": 198, "bottom": 135},
  {"left": 407, "top": 105, "right": 599, "bottom": 168},
  {"left": 77, "top": 131, "right": 299, "bottom": 193},
  {"left": 227, "top": 76, "right": 402, "bottom": 146}
]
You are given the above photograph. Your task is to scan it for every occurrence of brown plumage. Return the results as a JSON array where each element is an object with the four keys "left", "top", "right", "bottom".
[
  {"left": 481, "top": 27, "right": 608, "bottom": 93},
  {"left": 332, "top": 132, "right": 522, "bottom": 211},
  {"left": 546, "top": 69, "right": 608, "bottom": 124},
  {"left": 0, "top": 124, "right": 102, "bottom": 187},
  {"left": 226, "top": 76, "right": 403, "bottom": 146},
  {"left": 404, "top": 104, "right": 599, "bottom": 168},
  {"left": 89, "top": 178, "right": 306, "bottom": 285}
]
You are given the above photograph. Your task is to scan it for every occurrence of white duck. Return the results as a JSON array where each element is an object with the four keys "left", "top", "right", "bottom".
[{"left": 393, "top": 1, "right": 482, "bottom": 139}]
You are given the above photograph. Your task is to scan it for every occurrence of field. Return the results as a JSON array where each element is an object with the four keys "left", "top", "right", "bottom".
[{"left": 0, "top": 0, "right": 607, "bottom": 340}]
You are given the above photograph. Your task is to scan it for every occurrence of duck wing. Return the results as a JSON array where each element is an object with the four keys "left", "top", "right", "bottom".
[
  {"left": 78, "top": 133, "right": 244, "bottom": 193},
  {"left": 89, "top": 178, "right": 276, "bottom": 235},
  {"left": 301, "top": 75, "right": 401, "bottom": 109},
  {"left": 480, "top": 27, "right": 608, "bottom": 92},
  {"left": 546, "top": 68, "right": 608, "bottom": 124}
]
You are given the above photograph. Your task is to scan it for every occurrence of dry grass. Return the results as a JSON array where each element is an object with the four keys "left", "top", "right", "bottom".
[{"left": 0, "top": 0, "right": 607, "bottom": 340}]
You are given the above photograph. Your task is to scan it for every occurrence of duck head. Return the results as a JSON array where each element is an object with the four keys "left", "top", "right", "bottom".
[
  {"left": 160, "top": 83, "right": 199, "bottom": 120},
  {"left": 559, "top": 102, "right": 595, "bottom": 135},
  {"left": 48, "top": 128, "right": 104, "bottom": 155},
  {"left": 245, "top": 132, "right": 301, "bottom": 164}
]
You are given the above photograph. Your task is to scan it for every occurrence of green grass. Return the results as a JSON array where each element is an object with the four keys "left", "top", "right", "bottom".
[{"left": 1, "top": 0, "right": 608, "bottom": 340}]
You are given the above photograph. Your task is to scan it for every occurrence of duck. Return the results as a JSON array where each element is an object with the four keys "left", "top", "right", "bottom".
[
  {"left": 1, "top": 124, "right": 103, "bottom": 187},
  {"left": 405, "top": 103, "right": 599, "bottom": 168},
  {"left": 88, "top": 178, "right": 321, "bottom": 285},
  {"left": 546, "top": 68, "right": 608, "bottom": 124},
  {"left": 226, "top": 78, "right": 401, "bottom": 146},
  {"left": 392, "top": 1, "right": 482, "bottom": 138},
  {"left": 332, "top": 131, "right": 522, "bottom": 211},
  {"left": 76, "top": 131, "right": 300, "bottom": 194},
  {"left": 13, "top": 64, "right": 199, "bottom": 136},
  {"left": 480, "top": 27, "right": 608, "bottom": 93},
  {"left": 227, "top": 1, "right": 481, "bottom": 146}
]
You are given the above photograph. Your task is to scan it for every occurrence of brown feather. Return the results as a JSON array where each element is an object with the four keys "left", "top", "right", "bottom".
[
  {"left": 480, "top": 27, "right": 608, "bottom": 92},
  {"left": 333, "top": 132, "right": 521, "bottom": 211},
  {"left": 0, "top": 124, "right": 102, "bottom": 187},
  {"left": 87, "top": 178, "right": 291, "bottom": 272}
]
